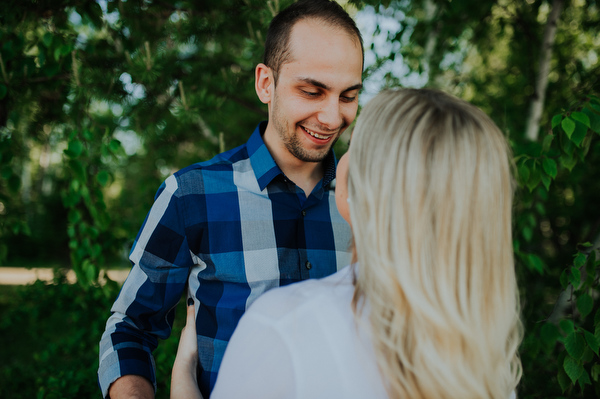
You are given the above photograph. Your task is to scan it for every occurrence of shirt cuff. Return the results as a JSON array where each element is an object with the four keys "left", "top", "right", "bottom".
[{"left": 98, "top": 344, "right": 157, "bottom": 398}]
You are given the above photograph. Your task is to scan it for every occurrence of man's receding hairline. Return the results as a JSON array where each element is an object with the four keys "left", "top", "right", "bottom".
[{"left": 278, "top": 17, "right": 363, "bottom": 72}]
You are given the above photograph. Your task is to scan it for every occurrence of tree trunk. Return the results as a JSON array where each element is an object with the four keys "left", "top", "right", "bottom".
[{"left": 524, "top": 0, "right": 564, "bottom": 141}]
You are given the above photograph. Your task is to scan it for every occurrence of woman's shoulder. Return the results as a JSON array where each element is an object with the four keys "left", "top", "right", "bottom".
[{"left": 247, "top": 265, "right": 355, "bottom": 321}]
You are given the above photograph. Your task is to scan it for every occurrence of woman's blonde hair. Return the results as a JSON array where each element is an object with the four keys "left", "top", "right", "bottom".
[{"left": 349, "top": 89, "right": 522, "bottom": 399}]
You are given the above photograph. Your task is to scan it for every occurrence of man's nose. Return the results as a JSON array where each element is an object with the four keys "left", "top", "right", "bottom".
[{"left": 317, "top": 97, "right": 343, "bottom": 130}]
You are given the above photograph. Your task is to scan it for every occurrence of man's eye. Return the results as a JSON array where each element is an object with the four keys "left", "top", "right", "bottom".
[
  {"left": 341, "top": 96, "right": 356, "bottom": 102},
  {"left": 302, "top": 90, "right": 319, "bottom": 97}
]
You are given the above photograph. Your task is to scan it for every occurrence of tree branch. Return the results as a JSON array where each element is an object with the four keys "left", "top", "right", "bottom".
[{"left": 524, "top": 0, "right": 564, "bottom": 141}]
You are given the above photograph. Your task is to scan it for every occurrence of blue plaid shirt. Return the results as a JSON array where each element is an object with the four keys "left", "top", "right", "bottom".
[{"left": 98, "top": 122, "right": 352, "bottom": 398}]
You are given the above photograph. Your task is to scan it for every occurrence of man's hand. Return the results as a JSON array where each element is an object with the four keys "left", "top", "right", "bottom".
[
  {"left": 171, "top": 298, "right": 203, "bottom": 399},
  {"left": 108, "top": 374, "right": 154, "bottom": 399}
]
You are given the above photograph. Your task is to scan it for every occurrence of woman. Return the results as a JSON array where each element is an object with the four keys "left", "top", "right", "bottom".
[{"left": 172, "top": 88, "right": 523, "bottom": 399}]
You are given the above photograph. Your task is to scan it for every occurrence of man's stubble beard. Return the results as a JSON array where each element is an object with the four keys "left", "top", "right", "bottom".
[{"left": 271, "top": 92, "right": 341, "bottom": 163}]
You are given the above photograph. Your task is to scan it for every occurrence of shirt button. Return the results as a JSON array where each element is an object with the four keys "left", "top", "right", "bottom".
[
  {"left": 305, "top": 261, "right": 312, "bottom": 270},
  {"left": 302, "top": 210, "right": 306, "bottom": 217}
]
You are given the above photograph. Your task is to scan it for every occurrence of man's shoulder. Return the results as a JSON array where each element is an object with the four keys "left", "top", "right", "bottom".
[
  {"left": 165, "top": 142, "right": 251, "bottom": 194},
  {"left": 178, "top": 142, "right": 250, "bottom": 174}
]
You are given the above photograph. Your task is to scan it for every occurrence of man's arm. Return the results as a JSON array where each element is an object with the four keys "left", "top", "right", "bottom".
[
  {"left": 98, "top": 175, "right": 194, "bottom": 398},
  {"left": 109, "top": 375, "right": 155, "bottom": 399}
]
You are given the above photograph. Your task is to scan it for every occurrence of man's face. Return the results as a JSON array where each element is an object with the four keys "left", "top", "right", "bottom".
[{"left": 265, "top": 19, "right": 363, "bottom": 164}]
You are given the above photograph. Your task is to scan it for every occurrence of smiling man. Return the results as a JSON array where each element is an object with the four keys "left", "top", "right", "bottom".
[
  {"left": 98, "top": 1, "right": 363, "bottom": 398},
  {"left": 257, "top": 16, "right": 363, "bottom": 195}
]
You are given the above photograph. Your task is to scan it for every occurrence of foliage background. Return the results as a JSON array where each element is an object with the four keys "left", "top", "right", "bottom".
[{"left": 0, "top": 0, "right": 599, "bottom": 398}]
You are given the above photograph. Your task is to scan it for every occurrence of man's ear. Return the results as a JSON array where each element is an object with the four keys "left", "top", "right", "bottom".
[{"left": 255, "top": 63, "right": 274, "bottom": 105}]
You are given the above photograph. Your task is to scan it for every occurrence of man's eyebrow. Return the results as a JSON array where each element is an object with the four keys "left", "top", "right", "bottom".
[{"left": 297, "top": 77, "right": 363, "bottom": 93}]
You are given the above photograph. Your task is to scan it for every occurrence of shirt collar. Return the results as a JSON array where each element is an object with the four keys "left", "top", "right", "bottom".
[{"left": 247, "top": 121, "right": 339, "bottom": 192}]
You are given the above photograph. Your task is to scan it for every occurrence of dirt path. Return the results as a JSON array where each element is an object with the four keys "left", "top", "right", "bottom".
[{"left": 0, "top": 267, "right": 129, "bottom": 285}]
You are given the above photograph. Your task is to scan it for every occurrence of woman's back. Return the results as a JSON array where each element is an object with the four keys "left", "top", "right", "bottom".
[{"left": 212, "top": 266, "right": 389, "bottom": 399}]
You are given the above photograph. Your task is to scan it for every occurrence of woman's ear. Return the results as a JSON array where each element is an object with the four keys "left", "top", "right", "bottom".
[{"left": 255, "top": 63, "right": 273, "bottom": 105}]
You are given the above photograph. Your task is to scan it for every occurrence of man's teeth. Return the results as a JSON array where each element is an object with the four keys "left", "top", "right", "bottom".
[{"left": 304, "top": 128, "right": 329, "bottom": 139}]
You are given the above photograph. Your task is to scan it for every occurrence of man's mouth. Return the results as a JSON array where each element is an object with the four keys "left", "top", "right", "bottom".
[{"left": 302, "top": 126, "right": 332, "bottom": 140}]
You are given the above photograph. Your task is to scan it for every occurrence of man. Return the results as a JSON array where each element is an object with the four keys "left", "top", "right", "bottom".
[{"left": 98, "top": 1, "right": 363, "bottom": 397}]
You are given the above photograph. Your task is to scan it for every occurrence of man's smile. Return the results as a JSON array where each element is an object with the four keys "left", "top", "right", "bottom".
[{"left": 301, "top": 126, "right": 335, "bottom": 141}]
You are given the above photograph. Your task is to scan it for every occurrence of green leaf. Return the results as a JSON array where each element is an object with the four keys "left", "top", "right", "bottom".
[
  {"left": 540, "top": 173, "right": 551, "bottom": 191},
  {"left": 60, "top": 44, "right": 71, "bottom": 56},
  {"left": 42, "top": 32, "right": 53, "bottom": 47},
  {"left": 68, "top": 159, "right": 87, "bottom": 182},
  {"left": 542, "top": 134, "right": 554, "bottom": 153},
  {"left": 565, "top": 331, "right": 585, "bottom": 360},
  {"left": 577, "top": 293, "right": 593, "bottom": 319},
  {"left": 569, "top": 266, "right": 581, "bottom": 287},
  {"left": 542, "top": 158, "right": 557, "bottom": 178},
  {"left": 559, "top": 154, "right": 577, "bottom": 171},
  {"left": 571, "top": 111, "right": 591, "bottom": 128},
  {"left": 592, "top": 364, "right": 600, "bottom": 382},
  {"left": 551, "top": 114, "right": 563, "bottom": 129},
  {"left": 535, "top": 202, "right": 546, "bottom": 216},
  {"left": 83, "top": 259, "right": 98, "bottom": 284},
  {"left": 68, "top": 210, "right": 82, "bottom": 224},
  {"left": 82, "top": 129, "right": 93, "bottom": 140},
  {"left": 584, "top": 329, "right": 599, "bottom": 356},
  {"left": 564, "top": 355, "right": 584, "bottom": 383},
  {"left": 522, "top": 226, "right": 533, "bottom": 242},
  {"left": 528, "top": 253, "right": 544, "bottom": 274},
  {"left": 558, "top": 367, "right": 571, "bottom": 393},
  {"left": 574, "top": 252, "right": 587, "bottom": 269},
  {"left": 578, "top": 369, "right": 591, "bottom": 390},
  {"left": 96, "top": 170, "right": 110, "bottom": 187},
  {"left": 582, "top": 107, "right": 600, "bottom": 133},
  {"left": 571, "top": 121, "right": 588, "bottom": 147},
  {"left": 109, "top": 139, "right": 122, "bottom": 153},
  {"left": 65, "top": 140, "right": 84, "bottom": 158},
  {"left": 562, "top": 117, "right": 576, "bottom": 138},
  {"left": 561, "top": 134, "right": 575, "bottom": 155},
  {"left": 518, "top": 162, "right": 530, "bottom": 184},
  {"left": 526, "top": 163, "right": 541, "bottom": 192},
  {"left": 560, "top": 319, "right": 575, "bottom": 335},
  {"left": 0, "top": 84, "right": 6, "bottom": 100}
]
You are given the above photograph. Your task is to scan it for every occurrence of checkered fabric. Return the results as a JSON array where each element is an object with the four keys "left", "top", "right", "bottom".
[{"left": 98, "top": 122, "right": 353, "bottom": 398}]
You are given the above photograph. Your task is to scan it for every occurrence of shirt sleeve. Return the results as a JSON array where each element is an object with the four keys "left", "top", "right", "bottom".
[
  {"left": 98, "top": 175, "right": 194, "bottom": 398},
  {"left": 211, "top": 309, "right": 296, "bottom": 399}
]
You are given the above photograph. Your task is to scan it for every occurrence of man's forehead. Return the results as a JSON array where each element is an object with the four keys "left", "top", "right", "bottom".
[{"left": 287, "top": 18, "right": 362, "bottom": 55}]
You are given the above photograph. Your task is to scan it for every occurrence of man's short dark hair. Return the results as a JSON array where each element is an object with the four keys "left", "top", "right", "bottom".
[{"left": 263, "top": 0, "right": 364, "bottom": 83}]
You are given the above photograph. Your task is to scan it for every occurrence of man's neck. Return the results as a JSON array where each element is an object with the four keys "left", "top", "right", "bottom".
[
  {"left": 262, "top": 129, "right": 324, "bottom": 196},
  {"left": 279, "top": 159, "right": 324, "bottom": 197}
]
